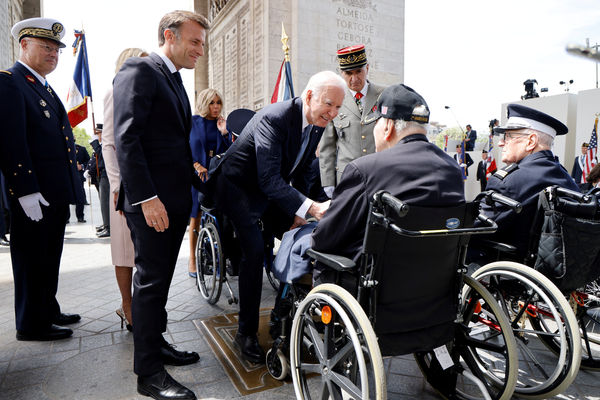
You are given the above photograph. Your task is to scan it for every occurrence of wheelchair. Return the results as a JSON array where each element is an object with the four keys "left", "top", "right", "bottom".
[
  {"left": 468, "top": 186, "right": 600, "bottom": 398},
  {"left": 194, "top": 204, "right": 279, "bottom": 305},
  {"left": 266, "top": 190, "right": 521, "bottom": 400}
]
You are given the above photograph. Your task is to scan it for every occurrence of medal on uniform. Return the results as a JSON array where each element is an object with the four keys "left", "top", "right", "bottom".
[
  {"left": 39, "top": 99, "right": 46, "bottom": 107},
  {"left": 44, "top": 110, "right": 50, "bottom": 118}
]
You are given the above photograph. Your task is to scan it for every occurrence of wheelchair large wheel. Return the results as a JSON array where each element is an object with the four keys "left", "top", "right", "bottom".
[
  {"left": 196, "top": 222, "right": 224, "bottom": 304},
  {"left": 472, "top": 262, "right": 581, "bottom": 399},
  {"left": 415, "top": 276, "right": 518, "bottom": 400},
  {"left": 289, "top": 283, "right": 386, "bottom": 400},
  {"left": 539, "top": 281, "right": 600, "bottom": 371}
]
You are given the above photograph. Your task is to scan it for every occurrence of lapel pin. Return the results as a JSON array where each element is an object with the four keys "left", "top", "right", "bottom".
[
  {"left": 26, "top": 75, "right": 35, "bottom": 83},
  {"left": 44, "top": 110, "right": 50, "bottom": 118},
  {"left": 39, "top": 99, "right": 47, "bottom": 107}
]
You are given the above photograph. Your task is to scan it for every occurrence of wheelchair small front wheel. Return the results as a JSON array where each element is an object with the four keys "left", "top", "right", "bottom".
[
  {"left": 266, "top": 347, "right": 288, "bottom": 380},
  {"left": 196, "top": 222, "right": 224, "bottom": 304}
]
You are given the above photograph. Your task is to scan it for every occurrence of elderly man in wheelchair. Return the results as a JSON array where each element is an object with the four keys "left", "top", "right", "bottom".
[
  {"left": 464, "top": 104, "right": 600, "bottom": 398},
  {"left": 268, "top": 84, "right": 521, "bottom": 400}
]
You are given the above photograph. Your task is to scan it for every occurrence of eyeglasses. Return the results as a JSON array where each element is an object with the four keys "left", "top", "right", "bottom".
[
  {"left": 27, "top": 40, "right": 62, "bottom": 55},
  {"left": 500, "top": 132, "right": 527, "bottom": 143}
]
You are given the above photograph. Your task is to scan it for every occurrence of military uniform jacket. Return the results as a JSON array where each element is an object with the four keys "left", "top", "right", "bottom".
[
  {"left": 318, "top": 82, "right": 385, "bottom": 187},
  {"left": 481, "top": 150, "right": 579, "bottom": 258},
  {"left": 312, "top": 134, "right": 465, "bottom": 261},
  {"left": 0, "top": 63, "right": 84, "bottom": 205}
]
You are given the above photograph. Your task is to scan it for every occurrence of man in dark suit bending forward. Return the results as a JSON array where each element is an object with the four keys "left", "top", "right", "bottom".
[{"left": 210, "top": 70, "right": 345, "bottom": 364}]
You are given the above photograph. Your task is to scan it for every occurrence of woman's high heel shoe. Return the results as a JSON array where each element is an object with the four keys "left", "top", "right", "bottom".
[{"left": 116, "top": 307, "right": 133, "bottom": 332}]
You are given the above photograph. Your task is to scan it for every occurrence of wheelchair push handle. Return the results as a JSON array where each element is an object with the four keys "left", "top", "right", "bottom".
[
  {"left": 477, "top": 191, "right": 522, "bottom": 213},
  {"left": 544, "top": 185, "right": 598, "bottom": 218},
  {"left": 373, "top": 191, "right": 409, "bottom": 218},
  {"left": 490, "top": 192, "right": 522, "bottom": 213}
]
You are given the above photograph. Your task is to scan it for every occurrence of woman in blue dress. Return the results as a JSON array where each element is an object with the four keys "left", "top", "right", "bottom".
[{"left": 188, "top": 88, "right": 231, "bottom": 277}]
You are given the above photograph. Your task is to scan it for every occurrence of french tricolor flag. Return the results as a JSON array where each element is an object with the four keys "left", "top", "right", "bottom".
[
  {"left": 67, "top": 30, "right": 92, "bottom": 128},
  {"left": 271, "top": 58, "right": 294, "bottom": 103}
]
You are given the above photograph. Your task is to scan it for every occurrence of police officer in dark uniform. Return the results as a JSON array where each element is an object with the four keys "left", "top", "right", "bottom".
[
  {"left": 472, "top": 104, "right": 579, "bottom": 261},
  {"left": 0, "top": 17, "right": 85, "bottom": 341},
  {"left": 74, "top": 141, "right": 90, "bottom": 222}
]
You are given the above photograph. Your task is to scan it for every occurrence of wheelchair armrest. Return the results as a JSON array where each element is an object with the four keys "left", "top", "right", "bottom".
[
  {"left": 306, "top": 248, "right": 356, "bottom": 271},
  {"left": 478, "top": 239, "right": 518, "bottom": 255}
]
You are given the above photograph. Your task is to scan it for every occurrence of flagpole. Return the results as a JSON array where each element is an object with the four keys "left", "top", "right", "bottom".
[{"left": 281, "top": 22, "right": 290, "bottom": 62}]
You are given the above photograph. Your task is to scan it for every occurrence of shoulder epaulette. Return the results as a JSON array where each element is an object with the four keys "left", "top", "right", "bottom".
[
  {"left": 493, "top": 163, "right": 518, "bottom": 180},
  {"left": 0, "top": 70, "right": 12, "bottom": 75}
]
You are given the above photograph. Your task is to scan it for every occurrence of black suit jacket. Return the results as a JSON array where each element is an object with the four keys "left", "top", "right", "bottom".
[
  {"left": 75, "top": 144, "right": 90, "bottom": 182},
  {"left": 454, "top": 152, "right": 474, "bottom": 176},
  {"left": 113, "top": 53, "right": 198, "bottom": 213},
  {"left": 312, "top": 134, "right": 465, "bottom": 261},
  {"left": 0, "top": 62, "right": 84, "bottom": 205},
  {"left": 213, "top": 97, "right": 323, "bottom": 218}
]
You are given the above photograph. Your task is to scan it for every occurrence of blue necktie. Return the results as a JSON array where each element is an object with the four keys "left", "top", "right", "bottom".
[{"left": 292, "top": 125, "right": 312, "bottom": 172}]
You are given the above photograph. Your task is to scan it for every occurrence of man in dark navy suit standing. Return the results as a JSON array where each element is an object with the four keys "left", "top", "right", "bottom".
[
  {"left": 0, "top": 17, "right": 85, "bottom": 341},
  {"left": 113, "top": 10, "right": 207, "bottom": 400},
  {"left": 210, "top": 70, "right": 345, "bottom": 364}
]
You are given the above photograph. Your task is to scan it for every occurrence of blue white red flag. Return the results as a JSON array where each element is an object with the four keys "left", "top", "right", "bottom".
[
  {"left": 486, "top": 132, "right": 497, "bottom": 178},
  {"left": 582, "top": 117, "right": 598, "bottom": 183},
  {"left": 67, "top": 30, "right": 92, "bottom": 128},
  {"left": 271, "top": 59, "right": 294, "bottom": 103}
]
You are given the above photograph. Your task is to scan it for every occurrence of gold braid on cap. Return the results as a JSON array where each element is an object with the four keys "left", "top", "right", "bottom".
[
  {"left": 339, "top": 53, "right": 367, "bottom": 66},
  {"left": 19, "top": 26, "right": 62, "bottom": 41}
]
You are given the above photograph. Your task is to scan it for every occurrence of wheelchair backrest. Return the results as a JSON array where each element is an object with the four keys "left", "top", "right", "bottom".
[
  {"left": 363, "top": 199, "right": 478, "bottom": 355},
  {"left": 528, "top": 185, "right": 600, "bottom": 293}
]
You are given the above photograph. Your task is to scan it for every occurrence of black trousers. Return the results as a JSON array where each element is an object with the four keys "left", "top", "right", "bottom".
[
  {"left": 125, "top": 210, "right": 189, "bottom": 376},
  {"left": 10, "top": 199, "right": 68, "bottom": 332}
]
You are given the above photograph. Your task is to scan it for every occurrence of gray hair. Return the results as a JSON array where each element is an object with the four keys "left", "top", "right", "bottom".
[
  {"left": 158, "top": 10, "right": 209, "bottom": 46},
  {"left": 301, "top": 71, "right": 346, "bottom": 100},
  {"left": 393, "top": 119, "right": 429, "bottom": 133},
  {"left": 520, "top": 128, "right": 554, "bottom": 149}
]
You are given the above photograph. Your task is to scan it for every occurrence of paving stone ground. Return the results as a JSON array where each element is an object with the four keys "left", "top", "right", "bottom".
[{"left": 0, "top": 191, "right": 598, "bottom": 399}]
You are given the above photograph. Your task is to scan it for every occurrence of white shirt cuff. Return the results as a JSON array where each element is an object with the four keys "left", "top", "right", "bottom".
[
  {"left": 296, "top": 198, "right": 313, "bottom": 218},
  {"left": 131, "top": 195, "right": 157, "bottom": 206}
]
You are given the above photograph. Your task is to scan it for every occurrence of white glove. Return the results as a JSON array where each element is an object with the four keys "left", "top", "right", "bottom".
[
  {"left": 323, "top": 186, "right": 334, "bottom": 198},
  {"left": 18, "top": 192, "right": 49, "bottom": 221},
  {"left": 460, "top": 163, "right": 467, "bottom": 168},
  {"left": 83, "top": 170, "right": 90, "bottom": 180}
]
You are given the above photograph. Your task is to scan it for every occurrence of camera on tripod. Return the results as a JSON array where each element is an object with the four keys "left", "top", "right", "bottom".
[{"left": 521, "top": 79, "right": 539, "bottom": 100}]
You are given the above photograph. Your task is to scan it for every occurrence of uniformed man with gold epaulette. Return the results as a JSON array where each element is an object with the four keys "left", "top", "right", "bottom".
[
  {"left": 318, "top": 44, "right": 385, "bottom": 197},
  {"left": 472, "top": 104, "right": 579, "bottom": 261},
  {"left": 0, "top": 17, "right": 85, "bottom": 341}
]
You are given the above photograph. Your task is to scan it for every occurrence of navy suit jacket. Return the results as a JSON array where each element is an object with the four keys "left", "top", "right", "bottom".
[
  {"left": 113, "top": 53, "right": 199, "bottom": 213},
  {"left": 0, "top": 62, "right": 84, "bottom": 205},
  {"left": 214, "top": 97, "right": 323, "bottom": 217},
  {"left": 312, "top": 134, "right": 465, "bottom": 261},
  {"left": 480, "top": 150, "right": 579, "bottom": 258}
]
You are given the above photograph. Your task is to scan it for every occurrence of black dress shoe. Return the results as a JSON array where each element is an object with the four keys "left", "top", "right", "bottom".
[
  {"left": 160, "top": 342, "right": 200, "bottom": 366},
  {"left": 96, "top": 228, "right": 110, "bottom": 238},
  {"left": 137, "top": 370, "right": 196, "bottom": 400},
  {"left": 0, "top": 238, "right": 8, "bottom": 246},
  {"left": 77, "top": 218, "right": 86, "bottom": 223},
  {"left": 53, "top": 313, "right": 81, "bottom": 325},
  {"left": 234, "top": 332, "right": 265, "bottom": 364},
  {"left": 16, "top": 324, "right": 73, "bottom": 341},
  {"left": 96, "top": 225, "right": 105, "bottom": 232}
]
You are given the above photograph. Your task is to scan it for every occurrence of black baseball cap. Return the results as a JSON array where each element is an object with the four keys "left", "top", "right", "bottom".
[{"left": 365, "top": 84, "right": 429, "bottom": 124}]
